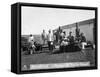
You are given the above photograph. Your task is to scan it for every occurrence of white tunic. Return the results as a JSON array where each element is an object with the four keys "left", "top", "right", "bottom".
[{"left": 47, "top": 33, "right": 54, "bottom": 41}]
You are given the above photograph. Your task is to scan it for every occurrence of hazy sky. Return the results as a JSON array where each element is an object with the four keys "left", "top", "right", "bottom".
[{"left": 21, "top": 6, "right": 95, "bottom": 35}]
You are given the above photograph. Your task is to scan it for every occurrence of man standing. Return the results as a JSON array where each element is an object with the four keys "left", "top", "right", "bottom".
[
  {"left": 55, "top": 26, "right": 62, "bottom": 44},
  {"left": 41, "top": 30, "right": 47, "bottom": 45},
  {"left": 47, "top": 30, "right": 54, "bottom": 51},
  {"left": 28, "top": 34, "right": 35, "bottom": 54},
  {"left": 75, "top": 23, "right": 80, "bottom": 42}
]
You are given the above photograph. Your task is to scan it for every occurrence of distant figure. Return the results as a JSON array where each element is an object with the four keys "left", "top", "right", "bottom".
[
  {"left": 41, "top": 30, "right": 47, "bottom": 45},
  {"left": 80, "top": 33, "right": 87, "bottom": 49},
  {"left": 53, "top": 30, "right": 57, "bottom": 45},
  {"left": 75, "top": 23, "right": 80, "bottom": 42},
  {"left": 28, "top": 34, "right": 35, "bottom": 54},
  {"left": 47, "top": 30, "right": 54, "bottom": 51},
  {"left": 54, "top": 30, "right": 59, "bottom": 44},
  {"left": 56, "top": 26, "right": 62, "bottom": 44},
  {"left": 28, "top": 34, "right": 34, "bottom": 43},
  {"left": 59, "top": 30, "right": 64, "bottom": 43}
]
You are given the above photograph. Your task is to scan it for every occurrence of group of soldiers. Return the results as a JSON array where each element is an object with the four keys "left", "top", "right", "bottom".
[
  {"left": 27, "top": 25, "right": 87, "bottom": 54},
  {"left": 41, "top": 26, "right": 87, "bottom": 52}
]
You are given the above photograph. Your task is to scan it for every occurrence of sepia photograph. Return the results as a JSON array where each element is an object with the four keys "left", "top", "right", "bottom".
[{"left": 21, "top": 5, "right": 96, "bottom": 71}]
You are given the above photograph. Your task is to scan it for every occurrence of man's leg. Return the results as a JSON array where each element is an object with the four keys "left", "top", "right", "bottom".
[
  {"left": 43, "top": 39, "right": 45, "bottom": 45},
  {"left": 29, "top": 46, "right": 32, "bottom": 54},
  {"left": 82, "top": 42, "right": 87, "bottom": 49},
  {"left": 49, "top": 41, "right": 53, "bottom": 51},
  {"left": 32, "top": 45, "right": 36, "bottom": 53},
  {"left": 50, "top": 41, "right": 54, "bottom": 51},
  {"left": 30, "top": 47, "right": 33, "bottom": 54},
  {"left": 48, "top": 41, "right": 50, "bottom": 51}
]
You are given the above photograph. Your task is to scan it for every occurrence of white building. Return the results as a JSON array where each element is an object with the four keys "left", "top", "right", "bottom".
[{"left": 55, "top": 19, "right": 95, "bottom": 43}]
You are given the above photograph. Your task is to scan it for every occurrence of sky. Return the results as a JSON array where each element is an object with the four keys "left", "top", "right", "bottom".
[{"left": 21, "top": 6, "right": 95, "bottom": 35}]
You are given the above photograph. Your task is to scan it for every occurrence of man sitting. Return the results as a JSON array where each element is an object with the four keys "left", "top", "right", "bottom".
[
  {"left": 67, "top": 31, "right": 74, "bottom": 45},
  {"left": 41, "top": 30, "right": 47, "bottom": 45},
  {"left": 80, "top": 33, "right": 87, "bottom": 49},
  {"left": 60, "top": 37, "right": 69, "bottom": 52},
  {"left": 34, "top": 41, "right": 42, "bottom": 52},
  {"left": 67, "top": 31, "right": 75, "bottom": 52},
  {"left": 60, "top": 31, "right": 69, "bottom": 52}
]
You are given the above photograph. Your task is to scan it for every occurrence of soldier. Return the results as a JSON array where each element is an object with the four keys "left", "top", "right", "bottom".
[
  {"left": 75, "top": 23, "right": 80, "bottom": 42},
  {"left": 47, "top": 30, "right": 54, "bottom": 51},
  {"left": 55, "top": 26, "right": 62, "bottom": 44},
  {"left": 41, "top": 30, "right": 47, "bottom": 45},
  {"left": 80, "top": 33, "right": 87, "bottom": 49},
  {"left": 67, "top": 31, "right": 74, "bottom": 45},
  {"left": 28, "top": 34, "right": 35, "bottom": 54}
]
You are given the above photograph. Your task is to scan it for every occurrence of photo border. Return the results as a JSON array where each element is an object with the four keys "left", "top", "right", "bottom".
[{"left": 13, "top": 2, "right": 98, "bottom": 74}]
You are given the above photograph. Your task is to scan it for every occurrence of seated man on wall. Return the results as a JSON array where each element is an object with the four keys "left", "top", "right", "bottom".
[
  {"left": 67, "top": 31, "right": 75, "bottom": 52},
  {"left": 60, "top": 37, "right": 69, "bottom": 52},
  {"left": 86, "top": 41, "right": 94, "bottom": 49},
  {"left": 80, "top": 33, "right": 87, "bottom": 49},
  {"left": 67, "top": 31, "right": 75, "bottom": 46},
  {"left": 34, "top": 41, "right": 42, "bottom": 52}
]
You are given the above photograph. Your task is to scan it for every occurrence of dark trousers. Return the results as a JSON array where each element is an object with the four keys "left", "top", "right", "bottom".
[
  {"left": 48, "top": 41, "right": 53, "bottom": 51},
  {"left": 60, "top": 45, "right": 67, "bottom": 52}
]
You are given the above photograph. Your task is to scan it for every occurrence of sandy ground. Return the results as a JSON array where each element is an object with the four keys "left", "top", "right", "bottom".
[{"left": 21, "top": 49, "right": 95, "bottom": 70}]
